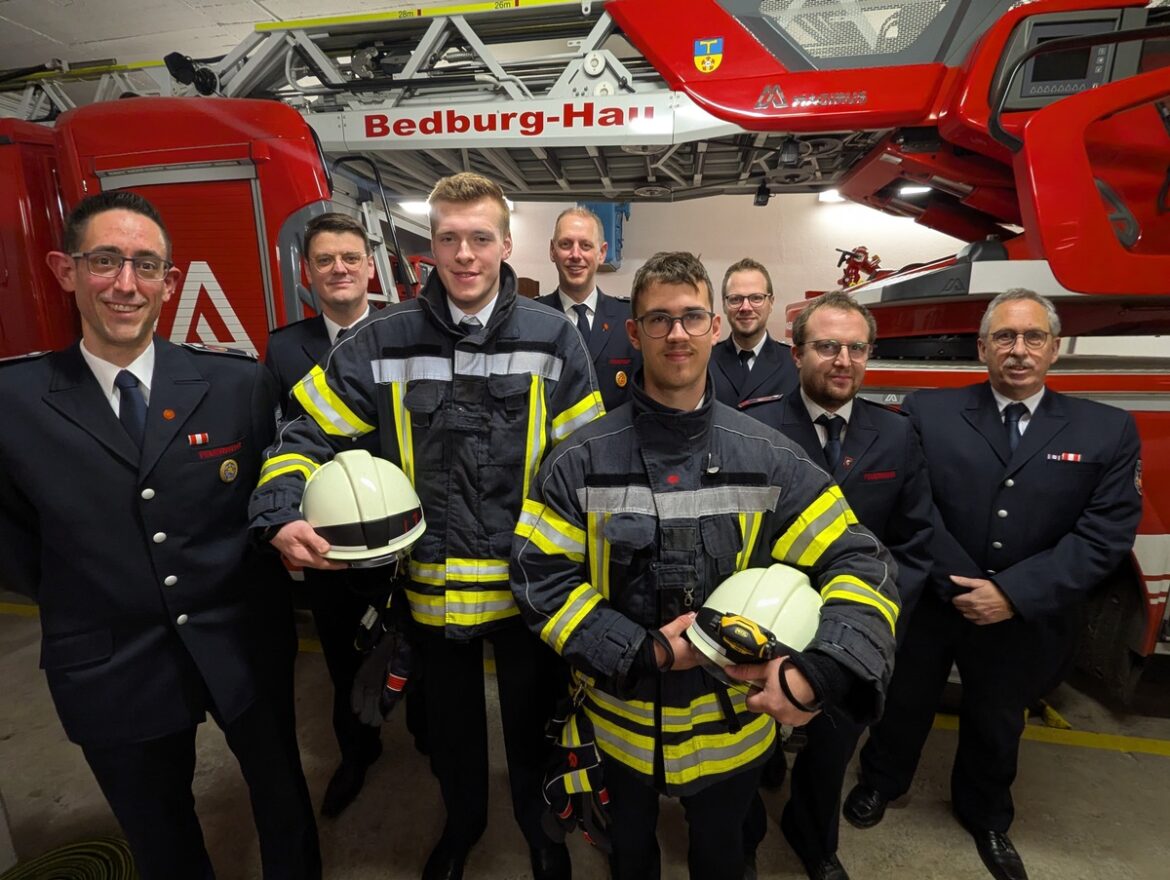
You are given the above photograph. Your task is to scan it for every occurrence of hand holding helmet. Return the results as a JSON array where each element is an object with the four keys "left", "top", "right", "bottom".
[{"left": 684, "top": 563, "right": 822, "bottom": 688}]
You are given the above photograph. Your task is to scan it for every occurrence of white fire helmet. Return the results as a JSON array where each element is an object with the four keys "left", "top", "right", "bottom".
[
  {"left": 686, "top": 563, "right": 823, "bottom": 685},
  {"left": 300, "top": 449, "right": 426, "bottom": 568}
]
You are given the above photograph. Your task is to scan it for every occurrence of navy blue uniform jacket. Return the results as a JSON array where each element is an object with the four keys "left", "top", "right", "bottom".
[
  {"left": 903, "top": 383, "right": 1142, "bottom": 621},
  {"left": 766, "top": 393, "right": 935, "bottom": 626},
  {"left": 265, "top": 314, "right": 330, "bottom": 419},
  {"left": 709, "top": 335, "right": 799, "bottom": 413},
  {"left": 0, "top": 338, "right": 281, "bottom": 747},
  {"left": 537, "top": 289, "right": 639, "bottom": 413}
]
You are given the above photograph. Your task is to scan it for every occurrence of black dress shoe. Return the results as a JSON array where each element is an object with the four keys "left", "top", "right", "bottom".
[
  {"left": 422, "top": 837, "right": 471, "bottom": 880},
  {"left": 802, "top": 854, "right": 850, "bottom": 880},
  {"left": 968, "top": 829, "right": 1028, "bottom": 880},
  {"left": 529, "top": 842, "right": 571, "bottom": 880},
  {"left": 842, "top": 784, "right": 888, "bottom": 829},
  {"left": 320, "top": 759, "right": 369, "bottom": 818}
]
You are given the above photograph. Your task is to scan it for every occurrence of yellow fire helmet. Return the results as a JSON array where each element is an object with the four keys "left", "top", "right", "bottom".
[
  {"left": 686, "top": 563, "right": 823, "bottom": 685},
  {"left": 300, "top": 449, "right": 426, "bottom": 568}
]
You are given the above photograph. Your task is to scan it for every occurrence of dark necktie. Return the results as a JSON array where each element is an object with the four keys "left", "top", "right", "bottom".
[
  {"left": 115, "top": 369, "right": 147, "bottom": 449},
  {"left": 572, "top": 303, "right": 591, "bottom": 340},
  {"left": 815, "top": 413, "right": 845, "bottom": 471},
  {"left": 334, "top": 325, "right": 349, "bottom": 343},
  {"left": 460, "top": 314, "right": 482, "bottom": 336},
  {"left": 1004, "top": 402, "right": 1027, "bottom": 452},
  {"left": 737, "top": 349, "right": 753, "bottom": 389}
]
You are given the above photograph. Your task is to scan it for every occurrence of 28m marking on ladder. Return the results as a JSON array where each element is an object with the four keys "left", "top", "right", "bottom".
[{"left": 169, "top": 261, "right": 258, "bottom": 355}]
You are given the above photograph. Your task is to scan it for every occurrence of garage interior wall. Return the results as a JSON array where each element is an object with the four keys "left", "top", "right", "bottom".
[{"left": 506, "top": 194, "right": 964, "bottom": 339}]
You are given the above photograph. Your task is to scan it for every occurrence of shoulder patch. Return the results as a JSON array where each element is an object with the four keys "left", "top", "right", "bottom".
[
  {"left": 858, "top": 396, "right": 906, "bottom": 415},
  {"left": 0, "top": 350, "right": 50, "bottom": 366},
  {"left": 181, "top": 342, "right": 257, "bottom": 360}
]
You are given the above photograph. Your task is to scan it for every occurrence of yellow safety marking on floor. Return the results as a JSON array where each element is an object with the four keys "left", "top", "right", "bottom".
[
  {"left": 256, "top": 0, "right": 576, "bottom": 32},
  {"left": 0, "top": 602, "right": 38, "bottom": 618},
  {"left": 933, "top": 713, "right": 1170, "bottom": 758},
  {"left": 298, "top": 638, "right": 323, "bottom": 655}
]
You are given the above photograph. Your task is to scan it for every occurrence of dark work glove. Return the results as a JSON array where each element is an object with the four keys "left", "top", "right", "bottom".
[
  {"left": 541, "top": 705, "right": 612, "bottom": 853},
  {"left": 350, "top": 598, "right": 414, "bottom": 727}
]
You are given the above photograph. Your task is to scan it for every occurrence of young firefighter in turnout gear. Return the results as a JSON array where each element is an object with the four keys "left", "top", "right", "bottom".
[
  {"left": 511, "top": 252, "right": 901, "bottom": 880},
  {"left": 249, "top": 173, "right": 605, "bottom": 880}
]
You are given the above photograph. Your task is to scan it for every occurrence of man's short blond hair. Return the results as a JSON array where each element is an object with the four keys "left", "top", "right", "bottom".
[
  {"left": 553, "top": 206, "right": 605, "bottom": 244},
  {"left": 427, "top": 172, "right": 511, "bottom": 236}
]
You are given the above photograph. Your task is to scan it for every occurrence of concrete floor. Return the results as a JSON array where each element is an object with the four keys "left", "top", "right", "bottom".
[{"left": 2, "top": 595, "right": 1169, "bottom": 880}]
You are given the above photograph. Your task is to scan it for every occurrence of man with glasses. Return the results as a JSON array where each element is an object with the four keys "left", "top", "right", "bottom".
[
  {"left": 844, "top": 289, "right": 1142, "bottom": 880},
  {"left": 740, "top": 291, "right": 934, "bottom": 880},
  {"left": 264, "top": 212, "right": 386, "bottom": 819},
  {"left": 512, "top": 252, "right": 901, "bottom": 880},
  {"left": 538, "top": 206, "right": 640, "bottom": 412},
  {"left": 0, "top": 191, "right": 320, "bottom": 879},
  {"left": 710, "top": 257, "right": 798, "bottom": 413}
]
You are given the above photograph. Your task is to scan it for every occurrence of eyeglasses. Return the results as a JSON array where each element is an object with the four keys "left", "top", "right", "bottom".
[
  {"left": 988, "top": 329, "right": 1051, "bottom": 350},
  {"left": 803, "top": 339, "right": 873, "bottom": 362},
  {"left": 310, "top": 252, "right": 368, "bottom": 272},
  {"left": 635, "top": 310, "right": 715, "bottom": 338},
  {"left": 72, "top": 251, "right": 172, "bottom": 281},
  {"left": 724, "top": 293, "right": 772, "bottom": 309}
]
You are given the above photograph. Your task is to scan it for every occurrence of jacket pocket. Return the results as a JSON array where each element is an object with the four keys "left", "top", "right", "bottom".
[
  {"left": 40, "top": 628, "right": 113, "bottom": 671},
  {"left": 404, "top": 380, "right": 446, "bottom": 428},
  {"left": 700, "top": 515, "right": 743, "bottom": 582}
]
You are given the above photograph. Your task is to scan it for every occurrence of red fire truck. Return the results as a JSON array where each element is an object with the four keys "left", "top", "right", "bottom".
[{"left": 1, "top": 0, "right": 1167, "bottom": 701}]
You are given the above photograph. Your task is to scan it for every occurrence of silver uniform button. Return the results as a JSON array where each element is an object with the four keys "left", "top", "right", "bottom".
[
  {"left": 992, "top": 541, "right": 1003, "bottom": 549},
  {"left": 153, "top": 532, "right": 167, "bottom": 543},
  {"left": 986, "top": 569, "right": 996, "bottom": 575},
  {"left": 164, "top": 575, "right": 178, "bottom": 586},
  {"left": 1003, "top": 479, "right": 1014, "bottom": 488},
  {"left": 141, "top": 488, "right": 155, "bottom": 500},
  {"left": 176, "top": 614, "right": 189, "bottom": 625},
  {"left": 997, "top": 509, "right": 1008, "bottom": 518}
]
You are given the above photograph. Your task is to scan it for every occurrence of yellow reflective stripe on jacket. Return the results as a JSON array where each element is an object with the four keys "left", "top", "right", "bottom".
[
  {"left": 540, "top": 583, "right": 604, "bottom": 653},
  {"left": 583, "top": 703, "right": 656, "bottom": 776},
  {"left": 292, "top": 365, "right": 375, "bottom": 438},
  {"left": 822, "top": 574, "right": 899, "bottom": 635},
  {"left": 523, "top": 374, "right": 548, "bottom": 505},
  {"left": 446, "top": 558, "right": 510, "bottom": 583},
  {"left": 736, "top": 511, "right": 764, "bottom": 571},
  {"left": 404, "top": 589, "right": 445, "bottom": 626},
  {"left": 516, "top": 499, "right": 586, "bottom": 561},
  {"left": 770, "top": 485, "right": 858, "bottom": 567},
  {"left": 389, "top": 381, "right": 414, "bottom": 486},
  {"left": 405, "top": 559, "right": 519, "bottom": 628},
  {"left": 586, "top": 512, "right": 611, "bottom": 600},
  {"left": 257, "top": 453, "right": 319, "bottom": 486},
  {"left": 661, "top": 711, "right": 774, "bottom": 787},
  {"left": 551, "top": 391, "right": 605, "bottom": 444}
]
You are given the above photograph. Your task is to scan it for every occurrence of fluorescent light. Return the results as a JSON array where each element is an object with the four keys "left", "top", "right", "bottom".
[
  {"left": 818, "top": 189, "right": 845, "bottom": 203},
  {"left": 898, "top": 185, "right": 931, "bottom": 196},
  {"left": 400, "top": 201, "right": 430, "bottom": 215},
  {"left": 505, "top": 198, "right": 515, "bottom": 210}
]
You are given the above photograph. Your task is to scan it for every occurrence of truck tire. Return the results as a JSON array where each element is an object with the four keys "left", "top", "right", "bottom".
[{"left": 1075, "top": 572, "right": 1146, "bottom": 708}]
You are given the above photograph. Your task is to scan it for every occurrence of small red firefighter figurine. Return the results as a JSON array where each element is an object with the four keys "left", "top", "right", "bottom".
[{"left": 836, "top": 246, "right": 881, "bottom": 288}]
